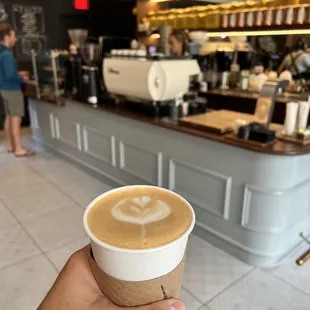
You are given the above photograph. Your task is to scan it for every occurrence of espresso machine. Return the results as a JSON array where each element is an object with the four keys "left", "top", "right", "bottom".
[
  {"left": 80, "top": 44, "right": 102, "bottom": 106},
  {"left": 103, "top": 55, "right": 201, "bottom": 117},
  {"left": 65, "top": 29, "right": 88, "bottom": 99}
]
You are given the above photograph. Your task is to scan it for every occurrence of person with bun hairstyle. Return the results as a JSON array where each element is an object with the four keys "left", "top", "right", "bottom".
[
  {"left": 169, "top": 30, "right": 190, "bottom": 57},
  {"left": 278, "top": 38, "right": 310, "bottom": 80}
]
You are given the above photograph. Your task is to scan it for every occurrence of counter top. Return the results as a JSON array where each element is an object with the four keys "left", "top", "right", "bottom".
[
  {"left": 31, "top": 95, "right": 310, "bottom": 156},
  {"left": 200, "top": 89, "right": 309, "bottom": 104}
]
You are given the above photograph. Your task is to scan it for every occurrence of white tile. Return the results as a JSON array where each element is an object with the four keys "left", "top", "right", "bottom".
[
  {"left": 182, "top": 244, "right": 252, "bottom": 303},
  {"left": 208, "top": 269, "right": 310, "bottom": 310},
  {"left": 0, "top": 255, "right": 57, "bottom": 310},
  {"left": 0, "top": 157, "right": 33, "bottom": 178},
  {"left": 22, "top": 204, "right": 86, "bottom": 252},
  {"left": 186, "top": 235, "right": 213, "bottom": 260},
  {"left": 180, "top": 288, "right": 203, "bottom": 310},
  {"left": 46, "top": 169, "right": 112, "bottom": 208},
  {"left": 0, "top": 224, "right": 40, "bottom": 270},
  {"left": 27, "top": 156, "right": 80, "bottom": 176},
  {"left": 0, "top": 173, "right": 50, "bottom": 200},
  {"left": 271, "top": 243, "right": 310, "bottom": 295},
  {"left": 6, "top": 185, "right": 74, "bottom": 221},
  {"left": 64, "top": 179, "right": 112, "bottom": 208},
  {"left": 46, "top": 236, "right": 90, "bottom": 271},
  {"left": 0, "top": 201, "right": 17, "bottom": 230}
]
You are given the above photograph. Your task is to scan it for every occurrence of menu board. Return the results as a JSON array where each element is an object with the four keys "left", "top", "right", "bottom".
[
  {"left": 0, "top": 2, "right": 8, "bottom": 24},
  {"left": 12, "top": 5, "right": 45, "bottom": 34},
  {"left": 12, "top": 4, "right": 47, "bottom": 59},
  {"left": 16, "top": 34, "right": 47, "bottom": 58}
]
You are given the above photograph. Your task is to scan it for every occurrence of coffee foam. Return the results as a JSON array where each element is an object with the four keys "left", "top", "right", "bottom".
[
  {"left": 111, "top": 196, "right": 171, "bottom": 225},
  {"left": 87, "top": 187, "right": 193, "bottom": 249}
]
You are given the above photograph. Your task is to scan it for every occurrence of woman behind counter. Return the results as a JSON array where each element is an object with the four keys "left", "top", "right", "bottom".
[{"left": 169, "top": 30, "right": 190, "bottom": 57}]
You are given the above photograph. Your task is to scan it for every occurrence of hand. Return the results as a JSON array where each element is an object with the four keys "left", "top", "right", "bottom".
[
  {"left": 18, "top": 70, "right": 30, "bottom": 82},
  {"left": 38, "top": 245, "right": 185, "bottom": 310}
]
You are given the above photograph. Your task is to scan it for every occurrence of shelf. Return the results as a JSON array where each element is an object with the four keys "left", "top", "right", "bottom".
[
  {"left": 203, "top": 25, "right": 310, "bottom": 37},
  {"left": 138, "top": 24, "right": 310, "bottom": 37}
]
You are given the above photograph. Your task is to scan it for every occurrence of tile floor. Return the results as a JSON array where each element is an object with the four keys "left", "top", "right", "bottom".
[{"left": 0, "top": 130, "right": 310, "bottom": 310}]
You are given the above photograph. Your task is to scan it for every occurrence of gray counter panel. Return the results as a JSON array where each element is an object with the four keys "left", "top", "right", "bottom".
[{"left": 29, "top": 99, "right": 310, "bottom": 267}]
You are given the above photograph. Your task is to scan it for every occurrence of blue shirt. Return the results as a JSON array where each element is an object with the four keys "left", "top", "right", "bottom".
[{"left": 0, "top": 44, "right": 22, "bottom": 91}]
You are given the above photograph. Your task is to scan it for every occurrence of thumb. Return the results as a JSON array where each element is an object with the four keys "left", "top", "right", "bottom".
[{"left": 134, "top": 299, "right": 185, "bottom": 310}]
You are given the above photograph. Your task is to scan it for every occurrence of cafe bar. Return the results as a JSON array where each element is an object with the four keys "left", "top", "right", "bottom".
[{"left": 1, "top": 0, "right": 310, "bottom": 309}]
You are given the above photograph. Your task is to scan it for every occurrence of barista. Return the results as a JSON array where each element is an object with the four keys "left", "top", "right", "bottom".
[
  {"left": 169, "top": 30, "right": 189, "bottom": 56},
  {"left": 278, "top": 38, "right": 310, "bottom": 80}
]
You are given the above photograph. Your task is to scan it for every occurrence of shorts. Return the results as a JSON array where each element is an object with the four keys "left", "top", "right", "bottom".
[{"left": 1, "top": 90, "right": 25, "bottom": 117}]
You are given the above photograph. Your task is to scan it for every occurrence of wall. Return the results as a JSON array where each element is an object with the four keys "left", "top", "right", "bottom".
[
  {"left": 0, "top": 0, "right": 136, "bottom": 50},
  {"left": 0, "top": 0, "right": 136, "bottom": 129}
]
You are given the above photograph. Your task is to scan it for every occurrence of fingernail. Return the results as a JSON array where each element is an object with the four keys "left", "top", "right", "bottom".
[{"left": 171, "top": 300, "right": 184, "bottom": 310}]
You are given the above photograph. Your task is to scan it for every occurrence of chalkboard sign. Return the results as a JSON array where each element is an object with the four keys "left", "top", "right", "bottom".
[
  {"left": 16, "top": 33, "right": 47, "bottom": 58},
  {"left": 0, "top": 2, "right": 9, "bottom": 24},
  {"left": 12, "top": 5, "right": 45, "bottom": 34},
  {"left": 10, "top": 4, "right": 47, "bottom": 60}
]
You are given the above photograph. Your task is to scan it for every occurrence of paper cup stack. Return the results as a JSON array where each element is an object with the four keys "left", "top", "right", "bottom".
[{"left": 284, "top": 97, "right": 310, "bottom": 136}]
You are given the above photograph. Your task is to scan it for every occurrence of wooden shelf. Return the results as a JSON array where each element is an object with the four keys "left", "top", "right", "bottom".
[{"left": 138, "top": 24, "right": 310, "bottom": 37}]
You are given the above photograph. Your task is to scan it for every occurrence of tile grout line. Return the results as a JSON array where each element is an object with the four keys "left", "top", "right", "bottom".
[
  {"left": 181, "top": 286, "right": 205, "bottom": 305},
  {"left": 261, "top": 268, "right": 310, "bottom": 298},
  {"left": 204, "top": 267, "right": 256, "bottom": 306},
  {"left": 27, "top": 157, "right": 107, "bottom": 210},
  {"left": 24, "top": 162, "right": 91, "bottom": 210},
  {"left": 0, "top": 253, "right": 43, "bottom": 273},
  {"left": 0, "top": 153, "right": 92, "bottom": 272},
  {"left": 0, "top": 197, "right": 61, "bottom": 274},
  {"left": 10, "top": 145, "right": 309, "bottom": 305}
]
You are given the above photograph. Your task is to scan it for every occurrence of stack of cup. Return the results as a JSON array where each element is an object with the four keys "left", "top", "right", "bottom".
[
  {"left": 83, "top": 185, "right": 195, "bottom": 307},
  {"left": 284, "top": 102, "right": 299, "bottom": 136},
  {"left": 297, "top": 100, "right": 310, "bottom": 131},
  {"left": 284, "top": 98, "right": 310, "bottom": 136}
]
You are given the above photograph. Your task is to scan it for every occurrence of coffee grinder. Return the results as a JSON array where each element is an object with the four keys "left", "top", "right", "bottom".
[
  {"left": 80, "top": 44, "right": 101, "bottom": 107},
  {"left": 65, "top": 29, "right": 88, "bottom": 99}
]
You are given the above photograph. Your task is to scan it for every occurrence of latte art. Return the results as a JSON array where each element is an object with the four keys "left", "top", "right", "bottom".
[
  {"left": 87, "top": 187, "right": 193, "bottom": 249},
  {"left": 111, "top": 196, "right": 171, "bottom": 225}
]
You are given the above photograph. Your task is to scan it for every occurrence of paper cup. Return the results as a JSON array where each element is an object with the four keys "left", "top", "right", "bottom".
[
  {"left": 284, "top": 102, "right": 299, "bottom": 136},
  {"left": 83, "top": 185, "right": 195, "bottom": 306},
  {"left": 84, "top": 185, "right": 195, "bottom": 282}
]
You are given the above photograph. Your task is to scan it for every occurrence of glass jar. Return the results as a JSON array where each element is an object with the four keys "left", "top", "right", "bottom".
[
  {"left": 284, "top": 5, "right": 295, "bottom": 25},
  {"left": 245, "top": 9, "right": 255, "bottom": 27},
  {"left": 275, "top": 6, "right": 284, "bottom": 25},
  {"left": 237, "top": 10, "right": 246, "bottom": 27},
  {"left": 255, "top": 9, "right": 264, "bottom": 26},
  {"left": 264, "top": 8, "right": 275, "bottom": 26},
  {"left": 295, "top": 5, "right": 307, "bottom": 24},
  {"left": 221, "top": 10, "right": 229, "bottom": 28},
  {"left": 306, "top": 5, "right": 310, "bottom": 23},
  {"left": 229, "top": 11, "right": 238, "bottom": 28}
]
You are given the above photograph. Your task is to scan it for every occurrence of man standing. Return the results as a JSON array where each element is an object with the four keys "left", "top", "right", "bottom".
[{"left": 0, "top": 24, "right": 34, "bottom": 157}]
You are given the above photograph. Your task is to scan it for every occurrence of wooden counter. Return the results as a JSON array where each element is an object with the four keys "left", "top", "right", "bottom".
[
  {"left": 31, "top": 96, "right": 310, "bottom": 156},
  {"left": 200, "top": 89, "right": 309, "bottom": 125}
]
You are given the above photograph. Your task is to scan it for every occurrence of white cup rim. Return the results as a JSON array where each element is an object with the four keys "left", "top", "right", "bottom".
[{"left": 83, "top": 185, "right": 195, "bottom": 254}]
